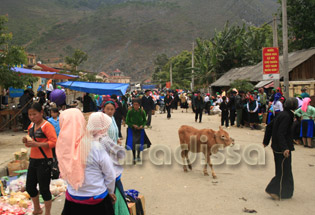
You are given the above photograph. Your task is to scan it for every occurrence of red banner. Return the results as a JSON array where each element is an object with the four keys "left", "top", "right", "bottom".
[
  {"left": 262, "top": 47, "right": 280, "bottom": 80},
  {"left": 166, "top": 82, "right": 171, "bottom": 89}
]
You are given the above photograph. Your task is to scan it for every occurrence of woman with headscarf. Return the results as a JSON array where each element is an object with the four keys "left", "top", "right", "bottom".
[
  {"left": 125, "top": 99, "right": 151, "bottom": 164},
  {"left": 266, "top": 101, "right": 274, "bottom": 124},
  {"left": 263, "top": 97, "right": 299, "bottom": 200},
  {"left": 272, "top": 93, "right": 283, "bottom": 116},
  {"left": 95, "top": 112, "right": 129, "bottom": 215},
  {"left": 57, "top": 109, "right": 116, "bottom": 215},
  {"left": 294, "top": 98, "right": 315, "bottom": 148},
  {"left": 103, "top": 100, "right": 121, "bottom": 145},
  {"left": 276, "top": 87, "right": 283, "bottom": 95},
  {"left": 247, "top": 94, "right": 259, "bottom": 129}
]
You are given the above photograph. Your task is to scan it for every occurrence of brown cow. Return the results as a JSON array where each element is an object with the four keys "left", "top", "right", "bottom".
[{"left": 178, "top": 125, "right": 234, "bottom": 179}]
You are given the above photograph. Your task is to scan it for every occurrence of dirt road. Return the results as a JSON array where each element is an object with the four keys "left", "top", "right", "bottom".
[{"left": 121, "top": 109, "right": 315, "bottom": 215}]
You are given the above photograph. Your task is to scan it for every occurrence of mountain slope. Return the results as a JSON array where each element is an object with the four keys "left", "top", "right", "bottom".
[{"left": 0, "top": 0, "right": 279, "bottom": 81}]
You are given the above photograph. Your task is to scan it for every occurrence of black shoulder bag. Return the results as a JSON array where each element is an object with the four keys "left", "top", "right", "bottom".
[
  {"left": 38, "top": 147, "right": 60, "bottom": 180},
  {"left": 30, "top": 124, "right": 60, "bottom": 180}
]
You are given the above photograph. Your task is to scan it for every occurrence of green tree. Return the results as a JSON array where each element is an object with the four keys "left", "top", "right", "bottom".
[
  {"left": 64, "top": 48, "right": 96, "bottom": 82},
  {"left": 0, "top": 16, "right": 37, "bottom": 88},
  {"left": 167, "top": 51, "right": 192, "bottom": 89},
  {"left": 230, "top": 79, "right": 254, "bottom": 93},
  {"left": 152, "top": 51, "right": 192, "bottom": 89},
  {"left": 278, "top": 0, "right": 315, "bottom": 50},
  {"left": 65, "top": 49, "right": 88, "bottom": 73},
  {"left": 152, "top": 54, "right": 169, "bottom": 84}
]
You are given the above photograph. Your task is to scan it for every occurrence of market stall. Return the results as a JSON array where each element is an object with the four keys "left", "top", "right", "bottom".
[
  {"left": 11, "top": 67, "right": 78, "bottom": 80},
  {"left": 0, "top": 149, "right": 67, "bottom": 215},
  {"left": 57, "top": 81, "right": 129, "bottom": 96}
]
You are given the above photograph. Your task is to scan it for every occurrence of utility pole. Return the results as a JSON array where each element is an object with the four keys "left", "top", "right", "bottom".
[
  {"left": 191, "top": 41, "right": 195, "bottom": 92},
  {"left": 170, "top": 63, "right": 173, "bottom": 86},
  {"left": 159, "top": 68, "right": 162, "bottom": 89},
  {"left": 273, "top": 16, "right": 280, "bottom": 89},
  {"left": 282, "top": 0, "right": 290, "bottom": 98}
]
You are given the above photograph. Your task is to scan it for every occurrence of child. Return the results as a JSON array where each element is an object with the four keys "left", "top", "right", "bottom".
[
  {"left": 219, "top": 96, "right": 229, "bottom": 128},
  {"left": 48, "top": 108, "right": 60, "bottom": 137}
]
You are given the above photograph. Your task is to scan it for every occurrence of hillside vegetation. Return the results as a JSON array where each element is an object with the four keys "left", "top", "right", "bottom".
[{"left": 0, "top": 0, "right": 279, "bottom": 81}]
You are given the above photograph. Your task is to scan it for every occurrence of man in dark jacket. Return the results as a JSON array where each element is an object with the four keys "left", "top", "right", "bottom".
[
  {"left": 235, "top": 91, "right": 244, "bottom": 127},
  {"left": 193, "top": 91, "right": 204, "bottom": 123},
  {"left": 164, "top": 91, "right": 173, "bottom": 119},
  {"left": 263, "top": 97, "right": 298, "bottom": 200},
  {"left": 141, "top": 90, "right": 155, "bottom": 128},
  {"left": 83, "top": 93, "right": 93, "bottom": 113},
  {"left": 219, "top": 96, "right": 229, "bottom": 127},
  {"left": 111, "top": 94, "right": 124, "bottom": 138},
  {"left": 19, "top": 89, "right": 33, "bottom": 131},
  {"left": 228, "top": 91, "right": 237, "bottom": 126}
]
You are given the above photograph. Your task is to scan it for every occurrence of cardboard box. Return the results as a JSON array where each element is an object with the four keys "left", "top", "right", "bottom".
[
  {"left": 139, "top": 195, "right": 145, "bottom": 214},
  {"left": 127, "top": 195, "right": 146, "bottom": 215},
  {"left": 128, "top": 202, "right": 136, "bottom": 215},
  {"left": 7, "top": 160, "right": 29, "bottom": 176}
]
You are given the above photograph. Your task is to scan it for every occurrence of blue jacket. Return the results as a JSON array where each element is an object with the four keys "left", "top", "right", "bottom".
[{"left": 48, "top": 117, "right": 60, "bottom": 137}]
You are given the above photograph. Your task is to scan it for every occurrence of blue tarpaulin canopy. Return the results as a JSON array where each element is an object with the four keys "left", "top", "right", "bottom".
[
  {"left": 142, "top": 85, "right": 157, "bottom": 90},
  {"left": 57, "top": 81, "right": 129, "bottom": 96},
  {"left": 12, "top": 67, "right": 78, "bottom": 79}
]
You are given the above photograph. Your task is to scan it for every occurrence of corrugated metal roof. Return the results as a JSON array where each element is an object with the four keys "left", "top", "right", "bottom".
[
  {"left": 211, "top": 47, "right": 315, "bottom": 87},
  {"left": 254, "top": 80, "right": 273, "bottom": 88}
]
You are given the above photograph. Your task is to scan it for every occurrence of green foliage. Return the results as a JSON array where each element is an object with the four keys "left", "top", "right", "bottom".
[
  {"left": 1, "top": 0, "right": 279, "bottom": 81},
  {"left": 152, "top": 51, "right": 192, "bottom": 89},
  {"left": 230, "top": 79, "right": 254, "bottom": 93},
  {"left": 0, "top": 16, "right": 37, "bottom": 89},
  {"left": 79, "top": 73, "right": 97, "bottom": 82},
  {"left": 65, "top": 49, "right": 88, "bottom": 72},
  {"left": 278, "top": 0, "right": 315, "bottom": 50},
  {"left": 63, "top": 48, "right": 98, "bottom": 82},
  {"left": 152, "top": 53, "right": 169, "bottom": 82},
  {"left": 152, "top": 22, "right": 273, "bottom": 89},
  {"left": 194, "top": 22, "right": 272, "bottom": 86}
]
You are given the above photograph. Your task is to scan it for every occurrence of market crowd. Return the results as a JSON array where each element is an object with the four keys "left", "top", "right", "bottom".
[
  {"left": 12, "top": 79, "right": 315, "bottom": 214},
  {"left": 19, "top": 82, "right": 154, "bottom": 215}
]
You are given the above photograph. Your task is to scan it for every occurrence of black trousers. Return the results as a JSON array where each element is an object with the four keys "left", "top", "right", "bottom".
[
  {"left": 230, "top": 109, "right": 236, "bottom": 126},
  {"left": 166, "top": 106, "right": 171, "bottom": 118},
  {"left": 266, "top": 152, "right": 294, "bottom": 199},
  {"left": 115, "top": 117, "right": 122, "bottom": 138},
  {"left": 145, "top": 109, "right": 152, "bottom": 126},
  {"left": 205, "top": 102, "right": 211, "bottom": 115},
  {"left": 221, "top": 111, "right": 229, "bottom": 127},
  {"left": 22, "top": 112, "right": 31, "bottom": 130},
  {"left": 26, "top": 158, "right": 52, "bottom": 201},
  {"left": 195, "top": 108, "right": 203, "bottom": 122}
]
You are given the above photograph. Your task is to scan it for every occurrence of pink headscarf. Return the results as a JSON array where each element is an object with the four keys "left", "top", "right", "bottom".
[
  {"left": 56, "top": 108, "right": 89, "bottom": 190},
  {"left": 301, "top": 98, "right": 311, "bottom": 112}
]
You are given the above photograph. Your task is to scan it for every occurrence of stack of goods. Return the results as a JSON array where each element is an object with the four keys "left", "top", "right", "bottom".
[
  {"left": 125, "top": 189, "right": 146, "bottom": 215},
  {"left": 0, "top": 148, "right": 68, "bottom": 214},
  {"left": 7, "top": 149, "right": 29, "bottom": 177},
  {"left": 0, "top": 175, "right": 33, "bottom": 214},
  {"left": 0, "top": 175, "right": 67, "bottom": 214},
  {"left": 49, "top": 179, "right": 67, "bottom": 197}
]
